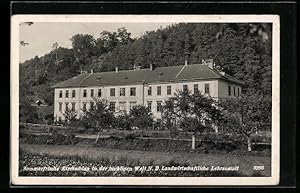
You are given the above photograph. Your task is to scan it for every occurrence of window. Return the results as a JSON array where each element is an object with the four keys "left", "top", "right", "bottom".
[
  {"left": 83, "top": 89, "right": 87, "bottom": 97},
  {"left": 110, "top": 102, "right": 116, "bottom": 111},
  {"left": 59, "top": 102, "right": 62, "bottom": 112},
  {"left": 148, "top": 86, "right": 152, "bottom": 96},
  {"left": 90, "top": 102, "right": 94, "bottom": 110},
  {"left": 157, "top": 101, "right": 162, "bottom": 112},
  {"left": 167, "top": 85, "right": 172, "bottom": 95},
  {"left": 205, "top": 84, "right": 210, "bottom": 94},
  {"left": 119, "top": 102, "right": 126, "bottom": 111},
  {"left": 228, "top": 85, "right": 231, "bottom": 96},
  {"left": 83, "top": 102, "right": 87, "bottom": 111},
  {"left": 194, "top": 84, "right": 199, "bottom": 93},
  {"left": 120, "top": 88, "right": 126, "bottom": 96},
  {"left": 98, "top": 89, "right": 101, "bottom": 97},
  {"left": 65, "top": 90, "right": 69, "bottom": 98},
  {"left": 130, "top": 87, "right": 136, "bottom": 96},
  {"left": 233, "top": 87, "right": 236, "bottom": 96},
  {"left": 65, "top": 102, "right": 69, "bottom": 111},
  {"left": 237, "top": 87, "right": 240, "bottom": 96},
  {"left": 157, "top": 86, "right": 161, "bottom": 96},
  {"left": 71, "top": 102, "right": 76, "bottom": 111},
  {"left": 72, "top": 90, "right": 76, "bottom": 98},
  {"left": 91, "top": 89, "right": 94, "bottom": 97},
  {"left": 183, "top": 84, "right": 188, "bottom": 92},
  {"left": 129, "top": 101, "right": 137, "bottom": 109},
  {"left": 110, "top": 88, "right": 115, "bottom": 96},
  {"left": 147, "top": 101, "right": 152, "bottom": 111},
  {"left": 59, "top": 90, "right": 63, "bottom": 98}
]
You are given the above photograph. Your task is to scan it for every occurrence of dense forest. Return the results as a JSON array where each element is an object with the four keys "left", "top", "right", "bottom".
[{"left": 19, "top": 23, "right": 272, "bottom": 123}]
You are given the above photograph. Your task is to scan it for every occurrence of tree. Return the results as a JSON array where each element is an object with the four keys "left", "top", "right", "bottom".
[
  {"left": 19, "top": 98, "right": 39, "bottom": 123},
  {"left": 98, "top": 31, "right": 118, "bottom": 52},
  {"left": 115, "top": 112, "right": 132, "bottom": 130},
  {"left": 162, "top": 90, "right": 222, "bottom": 149},
  {"left": 161, "top": 99, "right": 178, "bottom": 137},
  {"left": 62, "top": 108, "right": 78, "bottom": 126},
  {"left": 129, "top": 105, "right": 153, "bottom": 129},
  {"left": 117, "top": 27, "right": 133, "bottom": 45},
  {"left": 70, "top": 34, "right": 97, "bottom": 68},
  {"left": 81, "top": 99, "right": 114, "bottom": 143},
  {"left": 220, "top": 93, "right": 271, "bottom": 151}
]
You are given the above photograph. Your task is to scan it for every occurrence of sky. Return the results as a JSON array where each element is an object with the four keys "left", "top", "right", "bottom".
[{"left": 19, "top": 22, "right": 172, "bottom": 63}]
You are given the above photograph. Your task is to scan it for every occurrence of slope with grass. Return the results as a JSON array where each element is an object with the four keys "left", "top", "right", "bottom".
[{"left": 20, "top": 143, "right": 270, "bottom": 176}]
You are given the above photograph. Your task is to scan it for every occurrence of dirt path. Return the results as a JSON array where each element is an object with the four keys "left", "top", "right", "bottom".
[{"left": 20, "top": 143, "right": 271, "bottom": 176}]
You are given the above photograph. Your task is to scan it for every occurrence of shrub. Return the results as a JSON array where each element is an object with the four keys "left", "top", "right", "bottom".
[{"left": 21, "top": 132, "right": 79, "bottom": 145}]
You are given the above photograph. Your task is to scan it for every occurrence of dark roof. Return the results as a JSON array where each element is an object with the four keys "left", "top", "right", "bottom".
[{"left": 52, "top": 64, "right": 243, "bottom": 88}]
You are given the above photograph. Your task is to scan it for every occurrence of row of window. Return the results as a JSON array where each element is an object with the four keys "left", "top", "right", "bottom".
[
  {"left": 58, "top": 90, "right": 77, "bottom": 98},
  {"left": 58, "top": 101, "right": 163, "bottom": 113},
  {"left": 58, "top": 102, "right": 76, "bottom": 112},
  {"left": 59, "top": 89, "right": 102, "bottom": 98},
  {"left": 228, "top": 86, "right": 240, "bottom": 96},
  {"left": 58, "top": 84, "right": 211, "bottom": 99}
]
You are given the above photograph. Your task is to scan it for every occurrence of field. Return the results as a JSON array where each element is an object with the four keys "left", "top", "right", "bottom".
[
  {"left": 19, "top": 143, "right": 270, "bottom": 177},
  {"left": 19, "top": 124, "right": 271, "bottom": 177}
]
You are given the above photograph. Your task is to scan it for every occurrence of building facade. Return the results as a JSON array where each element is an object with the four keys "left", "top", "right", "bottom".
[{"left": 52, "top": 61, "right": 243, "bottom": 122}]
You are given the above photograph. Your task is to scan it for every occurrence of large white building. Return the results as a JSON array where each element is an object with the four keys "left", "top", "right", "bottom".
[{"left": 52, "top": 60, "right": 243, "bottom": 122}]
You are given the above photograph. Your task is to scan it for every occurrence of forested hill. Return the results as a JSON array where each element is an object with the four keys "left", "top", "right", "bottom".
[{"left": 20, "top": 23, "right": 272, "bottom": 106}]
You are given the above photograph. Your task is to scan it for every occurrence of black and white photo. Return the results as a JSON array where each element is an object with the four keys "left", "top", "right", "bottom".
[{"left": 11, "top": 15, "right": 280, "bottom": 185}]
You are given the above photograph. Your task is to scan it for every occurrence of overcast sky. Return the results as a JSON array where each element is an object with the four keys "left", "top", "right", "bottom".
[{"left": 19, "top": 22, "right": 172, "bottom": 63}]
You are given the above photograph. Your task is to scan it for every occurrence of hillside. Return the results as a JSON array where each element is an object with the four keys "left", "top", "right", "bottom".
[{"left": 19, "top": 23, "right": 272, "bottom": 123}]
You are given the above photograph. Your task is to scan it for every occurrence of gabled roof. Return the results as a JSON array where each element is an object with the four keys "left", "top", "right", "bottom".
[{"left": 52, "top": 64, "right": 243, "bottom": 88}]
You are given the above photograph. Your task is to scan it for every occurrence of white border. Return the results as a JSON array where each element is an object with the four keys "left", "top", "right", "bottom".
[{"left": 11, "top": 14, "right": 280, "bottom": 186}]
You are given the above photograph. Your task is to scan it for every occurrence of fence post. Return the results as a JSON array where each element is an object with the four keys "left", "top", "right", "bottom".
[{"left": 192, "top": 134, "right": 196, "bottom": 150}]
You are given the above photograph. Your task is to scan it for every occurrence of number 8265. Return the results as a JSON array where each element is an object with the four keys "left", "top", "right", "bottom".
[{"left": 253, "top": 166, "right": 264, "bottom": 170}]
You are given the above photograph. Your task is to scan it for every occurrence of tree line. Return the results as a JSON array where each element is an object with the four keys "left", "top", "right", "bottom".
[{"left": 19, "top": 23, "right": 272, "bottom": 136}]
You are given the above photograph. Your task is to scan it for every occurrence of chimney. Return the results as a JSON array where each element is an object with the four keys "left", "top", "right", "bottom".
[
  {"left": 220, "top": 71, "right": 225, "bottom": 76},
  {"left": 150, "top": 64, "right": 153, "bottom": 71},
  {"left": 203, "top": 59, "right": 214, "bottom": 69},
  {"left": 184, "top": 52, "right": 190, "bottom": 66},
  {"left": 115, "top": 67, "right": 118, "bottom": 73}
]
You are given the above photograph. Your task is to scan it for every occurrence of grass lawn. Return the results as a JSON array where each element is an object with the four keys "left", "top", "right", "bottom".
[{"left": 20, "top": 143, "right": 271, "bottom": 176}]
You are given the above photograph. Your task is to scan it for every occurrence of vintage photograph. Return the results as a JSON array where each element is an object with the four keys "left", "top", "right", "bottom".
[{"left": 11, "top": 15, "right": 279, "bottom": 185}]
